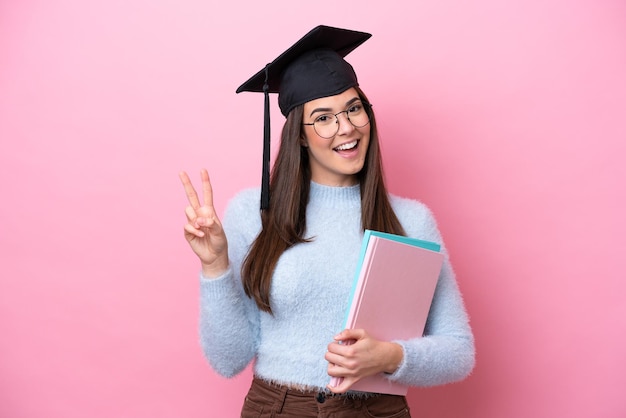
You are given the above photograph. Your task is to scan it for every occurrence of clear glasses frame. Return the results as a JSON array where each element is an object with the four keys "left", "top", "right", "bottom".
[{"left": 302, "top": 101, "right": 373, "bottom": 139}]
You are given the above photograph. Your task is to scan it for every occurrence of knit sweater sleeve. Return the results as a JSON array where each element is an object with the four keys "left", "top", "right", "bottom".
[
  {"left": 386, "top": 196, "right": 475, "bottom": 387},
  {"left": 198, "top": 188, "right": 261, "bottom": 378}
]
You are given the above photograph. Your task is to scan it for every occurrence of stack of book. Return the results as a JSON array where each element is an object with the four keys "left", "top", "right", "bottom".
[{"left": 329, "top": 230, "right": 444, "bottom": 395}]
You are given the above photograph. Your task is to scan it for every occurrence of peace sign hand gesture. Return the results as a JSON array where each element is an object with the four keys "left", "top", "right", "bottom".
[{"left": 179, "top": 169, "right": 229, "bottom": 278}]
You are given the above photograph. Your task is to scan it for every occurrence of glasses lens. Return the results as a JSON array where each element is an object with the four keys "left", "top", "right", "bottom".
[
  {"left": 347, "top": 102, "right": 370, "bottom": 128},
  {"left": 313, "top": 114, "right": 338, "bottom": 138}
]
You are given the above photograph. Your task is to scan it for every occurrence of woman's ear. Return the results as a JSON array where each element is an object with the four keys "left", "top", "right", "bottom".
[{"left": 300, "top": 134, "right": 309, "bottom": 148}]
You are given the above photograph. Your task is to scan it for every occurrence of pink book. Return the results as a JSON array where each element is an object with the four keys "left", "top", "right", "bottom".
[{"left": 329, "top": 230, "right": 444, "bottom": 395}]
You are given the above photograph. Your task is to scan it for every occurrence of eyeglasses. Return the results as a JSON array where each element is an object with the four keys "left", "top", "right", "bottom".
[{"left": 302, "top": 101, "right": 372, "bottom": 139}]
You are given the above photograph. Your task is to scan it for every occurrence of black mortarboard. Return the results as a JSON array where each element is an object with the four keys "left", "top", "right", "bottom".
[{"left": 236, "top": 25, "right": 372, "bottom": 209}]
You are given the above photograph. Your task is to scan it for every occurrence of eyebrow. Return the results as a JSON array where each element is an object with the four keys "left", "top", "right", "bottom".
[{"left": 308, "top": 97, "right": 361, "bottom": 118}]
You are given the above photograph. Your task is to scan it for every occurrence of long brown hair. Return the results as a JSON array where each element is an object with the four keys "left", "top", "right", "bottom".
[{"left": 242, "top": 87, "right": 405, "bottom": 313}]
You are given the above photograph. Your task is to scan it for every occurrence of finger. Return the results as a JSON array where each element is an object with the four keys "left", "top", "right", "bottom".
[
  {"left": 201, "top": 169, "right": 214, "bottom": 208},
  {"left": 184, "top": 205, "right": 197, "bottom": 221},
  {"left": 198, "top": 215, "right": 224, "bottom": 237},
  {"left": 327, "top": 381, "right": 347, "bottom": 394},
  {"left": 184, "top": 222, "right": 205, "bottom": 238},
  {"left": 328, "top": 377, "right": 355, "bottom": 394},
  {"left": 334, "top": 328, "right": 364, "bottom": 342},
  {"left": 179, "top": 171, "right": 201, "bottom": 210},
  {"left": 184, "top": 206, "right": 220, "bottom": 234},
  {"left": 327, "top": 376, "right": 344, "bottom": 392},
  {"left": 326, "top": 367, "right": 357, "bottom": 394},
  {"left": 327, "top": 384, "right": 345, "bottom": 394},
  {"left": 325, "top": 349, "right": 342, "bottom": 364}
]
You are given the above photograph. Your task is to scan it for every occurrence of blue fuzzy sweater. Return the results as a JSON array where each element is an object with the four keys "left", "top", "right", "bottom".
[{"left": 199, "top": 182, "right": 475, "bottom": 390}]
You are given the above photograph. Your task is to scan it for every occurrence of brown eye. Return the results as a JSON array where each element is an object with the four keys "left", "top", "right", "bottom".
[{"left": 315, "top": 114, "right": 335, "bottom": 125}]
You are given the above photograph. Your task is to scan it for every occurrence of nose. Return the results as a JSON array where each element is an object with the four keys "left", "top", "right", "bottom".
[{"left": 336, "top": 111, "right": 355, "bottom": 135}]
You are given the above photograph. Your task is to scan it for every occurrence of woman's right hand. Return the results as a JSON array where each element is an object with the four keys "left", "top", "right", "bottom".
[{"left": 179, "top": 169, "right": 229, "bottom": 278}]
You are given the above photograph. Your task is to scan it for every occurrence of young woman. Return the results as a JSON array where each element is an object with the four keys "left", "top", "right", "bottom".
[{"left": 180, "top": 26, "right": 474, "bottom": 418}]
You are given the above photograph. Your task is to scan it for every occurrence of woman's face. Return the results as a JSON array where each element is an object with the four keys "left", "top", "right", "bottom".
[{"left": 301, "top": 88, "right": 370, "bottom": 186}]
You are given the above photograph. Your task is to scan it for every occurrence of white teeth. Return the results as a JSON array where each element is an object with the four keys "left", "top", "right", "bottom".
[{"left": 335, "top": 140, "right": 358, "bottom": 151}]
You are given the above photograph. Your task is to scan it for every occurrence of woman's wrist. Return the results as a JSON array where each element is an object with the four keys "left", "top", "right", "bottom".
[
  {"left": 383, "top": 342, "right": 404, "bottom": 374},
  {"left": 201, "top": 259, "right": 229, "bottom": 278}
]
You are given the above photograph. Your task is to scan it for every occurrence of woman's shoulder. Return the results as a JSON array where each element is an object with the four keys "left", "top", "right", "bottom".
[
  {"left": 389, "top": 193, "right": 432, "bottom": 218},
  {"left": 222, "top": 187, "right": 262, "bottom": 233},
  {"left": 226, "top": 187, "right": 261, "bottom": 210},
  {"left": 389, "top": 193, "right": 441, "bottom": 242}
]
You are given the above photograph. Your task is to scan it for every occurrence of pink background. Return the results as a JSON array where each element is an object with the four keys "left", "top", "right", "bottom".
[{"left": 1, "top": 1, "right": 625, "bottom": 417}]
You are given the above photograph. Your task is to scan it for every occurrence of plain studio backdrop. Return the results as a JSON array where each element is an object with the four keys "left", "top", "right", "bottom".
[{"left": 1, "top": 1, "right": 625, "bottom": 417}]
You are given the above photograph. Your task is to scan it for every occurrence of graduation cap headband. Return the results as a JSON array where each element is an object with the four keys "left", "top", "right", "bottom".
[{"left": 236, "top": 25, "right": 372, "bottom": 209}]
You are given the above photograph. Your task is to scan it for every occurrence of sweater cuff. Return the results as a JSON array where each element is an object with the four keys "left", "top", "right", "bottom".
[
  {"left": 199, "top": 266, "right": 237, "bottom": 298},
  {"left": 385, "top": 340, "right": 408, "bottom": 381}
]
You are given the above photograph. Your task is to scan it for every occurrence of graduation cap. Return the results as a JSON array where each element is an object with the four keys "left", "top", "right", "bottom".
[{"left": 236, "top": 25, "right": 372, "bottom": 210}]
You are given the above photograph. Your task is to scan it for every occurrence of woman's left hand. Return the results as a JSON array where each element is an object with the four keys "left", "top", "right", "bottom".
[{"left": 325, "top": 329, "right": 404, "bottom": 393}]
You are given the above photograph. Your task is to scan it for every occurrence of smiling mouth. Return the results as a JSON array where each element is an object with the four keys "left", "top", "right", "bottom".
[{"left": 334, "top": 140, "right": 358, "bottom": 152}]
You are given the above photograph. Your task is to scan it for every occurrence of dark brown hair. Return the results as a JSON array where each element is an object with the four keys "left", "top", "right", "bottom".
[{"left": 241, "top": 87, "right": 405, "bottom": 313}]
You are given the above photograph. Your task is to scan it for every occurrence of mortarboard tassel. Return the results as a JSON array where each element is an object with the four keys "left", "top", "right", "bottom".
[{"left": 261, "top": 64, "right": 271, "bottom": 210}]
